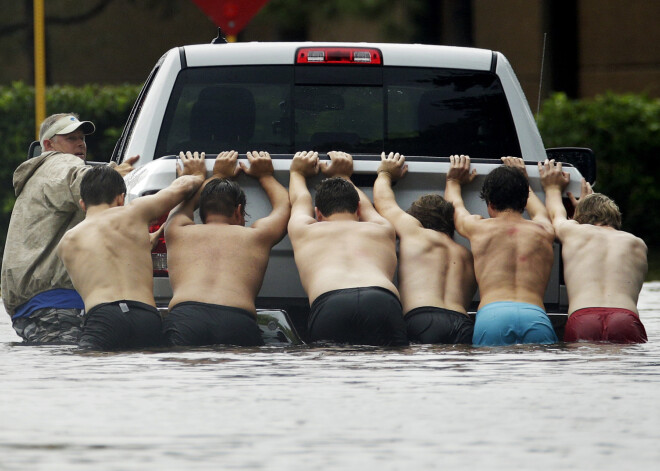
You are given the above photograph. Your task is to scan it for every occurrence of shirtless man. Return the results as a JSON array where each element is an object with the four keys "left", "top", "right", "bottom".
[
  {"left": 540, "top": 159, "right": 647, "bottom": 343},
  {"left": 288, "top": 151, "right": 408, "bottom": 346},
  {"left": 162, "top": 151, "right": 290, "bottom": 347},
  {"left": 373, "top": 152, "right": 476, "bottom": 344},
  {"left": 57, "top": 153, "right": 206, "bottom": 349},
  {"left": 444, "top": 155, "right": 558, "bottom": 346}
]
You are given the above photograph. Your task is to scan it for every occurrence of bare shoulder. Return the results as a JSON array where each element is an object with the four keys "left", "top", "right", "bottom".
[
  {"left": 57, "top": 227, "right": 76, "bottom": 253},
  {"left": 366, "top": 219, "right": 396, "bottom": 239},
  {"left": 552, "top": 218, "right": 581, "bottom": 239},
  {"left": 618, "top": 230, "right": 648, "bottom": 252},
  {"left": 287, "top": 214, "right": 316, "bottom": 237}
]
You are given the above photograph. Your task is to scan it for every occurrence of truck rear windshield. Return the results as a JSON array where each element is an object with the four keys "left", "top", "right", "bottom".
[{"left": 155, "top": 65, "right": 520, "bottom": 159}]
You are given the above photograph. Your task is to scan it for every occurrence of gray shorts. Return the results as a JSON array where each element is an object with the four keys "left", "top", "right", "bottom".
[{"left": 12, "top": 307, "right": 85, "bottom": 344}]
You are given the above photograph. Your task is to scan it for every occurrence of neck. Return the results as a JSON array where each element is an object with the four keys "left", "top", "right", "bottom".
[
  {"left": 205, "top": 214, "right": 242, "bottom": 226},
  {"left": 321, "top": 212, "right": 358, "bottom": 222},
  {"left": 85, "top": 204, "right": 114, "bottom": 218},
  {"left": 489, "top": 207, "right": 524, "bottom": 219},
  {"left": 593, "top": 223, "right": 616, "bottom": 230}
]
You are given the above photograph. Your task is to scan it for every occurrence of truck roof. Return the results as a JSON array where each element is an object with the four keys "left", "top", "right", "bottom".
[{"left": 181, "top": 42, "right": 496, "bottom": 70}]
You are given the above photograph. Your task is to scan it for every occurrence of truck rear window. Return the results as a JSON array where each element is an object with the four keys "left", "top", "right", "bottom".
[{"left": 155, "top": 65, "right": 520, "bottom": 159}]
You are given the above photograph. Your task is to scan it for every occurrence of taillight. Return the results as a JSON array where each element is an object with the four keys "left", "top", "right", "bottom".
[
  {"left": 149, "top": 213, "right": 168, "bottom": 276},
  {"left": 296, "top": 47, "right": 382, "bottom": 65}
]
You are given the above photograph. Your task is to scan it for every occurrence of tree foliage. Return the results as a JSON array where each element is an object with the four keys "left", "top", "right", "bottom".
[{"left": 537, "top": 92, "right": 660, "bottom": 245}]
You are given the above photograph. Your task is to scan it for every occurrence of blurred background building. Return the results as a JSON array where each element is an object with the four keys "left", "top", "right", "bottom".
[{"left": 0, "top": 0, "right": 658, "bottom": 105}]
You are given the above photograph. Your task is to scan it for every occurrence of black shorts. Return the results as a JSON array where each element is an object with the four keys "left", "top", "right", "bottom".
[
  {"left": 405, "top": 306, "right": 474, "bottom": 345},
  {"left": 308, "top": 287, "right": 408, "bottom": 346},
  {"left": 80, "top": 300, "right": 163, "bottom": 350},
  {"left": 163, "top": 301, "right": 264, "bottom": 347}
]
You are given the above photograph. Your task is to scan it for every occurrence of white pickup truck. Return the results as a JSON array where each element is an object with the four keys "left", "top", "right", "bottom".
[{"left": 109, "top": 41, "right": 595, "bottom": 343}]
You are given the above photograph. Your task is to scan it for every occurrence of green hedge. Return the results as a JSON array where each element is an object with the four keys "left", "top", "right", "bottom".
[
  {"left": 0, "top": 84, "right": 658, "bottom": 262},
  {"left": 537, "top": 92, "right": 660, "bottom": 247}
]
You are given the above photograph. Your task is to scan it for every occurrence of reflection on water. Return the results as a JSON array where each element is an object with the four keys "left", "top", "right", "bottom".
[{"left": 1, "top": 283, "right": 660, "bottom": 470}]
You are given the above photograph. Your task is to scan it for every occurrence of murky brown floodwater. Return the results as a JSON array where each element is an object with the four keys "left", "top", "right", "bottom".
[{"left": 1, "top": 283, "right": 659, "bottom": 470}]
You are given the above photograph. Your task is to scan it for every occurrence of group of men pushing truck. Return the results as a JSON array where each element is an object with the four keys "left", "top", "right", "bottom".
[{"left": 1, "top": 113, "right": 648, "bottom": 349}]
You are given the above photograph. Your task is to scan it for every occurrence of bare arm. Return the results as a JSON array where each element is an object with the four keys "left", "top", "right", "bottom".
[
  {"left": 445, "top": 154, "right": 479, "bottom": 237},
  {"left": 322, "top": 151, "right": 389, "bottom": 226},
  {"left": 288, "top": 151, "right": 319, "bottom": 231},
  {"left": 501, "top": 156, "right": 553, "bottom": 233},
  {"left": 135, "top": 151, "right": 206, "bottom": 224},
  {"left": 166, "top": 150, "right": 244, "bottom": 230},
  {"left": 539, "top": 159, "right": 570, "bottom": 226},
  {"left": 114, "top": 154, "right": 140, "bottom": 177},
  {"left": 567, "top": 177, "right": 593, "bottom": 210},
  {"left": 242, "top": 151, "right": 290, "bottom": 243},
  {"left": 165, "top": 151, "right": 211, "bottom": 230},
  {"left": 374, "top": 152, "right": 422, "bottom": 235}
]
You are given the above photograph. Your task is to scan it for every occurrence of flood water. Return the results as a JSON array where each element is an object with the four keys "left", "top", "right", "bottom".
[{"left": 1, "top": 284, "right": 659, "bottom": 471}]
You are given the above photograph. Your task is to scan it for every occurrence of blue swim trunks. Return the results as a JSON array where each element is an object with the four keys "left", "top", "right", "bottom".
[{"left": 473, "top": 301, "right": 558, "bottom": 346}]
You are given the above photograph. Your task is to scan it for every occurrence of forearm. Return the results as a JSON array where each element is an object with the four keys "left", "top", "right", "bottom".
[
  {"left": 173, "top": 174, "right": 204, "bottom": 200},
  {"left": 289, "top": 172, "right": 313, "bottom": 214},
  {"left": 544, "top": 186, "right": 568, "bottom": 223},
  {"left": 373, "top": 173, "right": 396, "bottom": 213},
  {"left": 260, "top": 175, "right": 290, "bottom": 214},
  {"left": 444, "top": 179, "right": 465, "bottom": 209},
  {"left": 525, "top": 187, "right": 550, "bottom": 221}
]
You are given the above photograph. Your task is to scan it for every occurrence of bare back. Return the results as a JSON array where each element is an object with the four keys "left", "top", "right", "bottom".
[
  {"left": 166, "top": 224, "right": 274, "bottom": 314},
  {"left": 557, "top": 222, "right": 647, "bottom": 314},
  {"left": 290, "top": 220, "right": 399, "bottom": 304},
  {"left": 468, "top": 215, "right": 555, "bottom": 308},
  {"left": 398, "top": 230, "right": 476, "bottom": 315},
  {"left": 58, "top": 206, "right": 156, "bottom": 311}
]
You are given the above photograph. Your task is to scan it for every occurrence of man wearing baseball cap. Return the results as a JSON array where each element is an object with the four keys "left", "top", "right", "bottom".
[{"left": 1, "top": 113, "right": 138, "bottom": 344}]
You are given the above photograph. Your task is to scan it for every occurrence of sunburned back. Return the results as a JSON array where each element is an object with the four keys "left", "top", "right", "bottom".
[
  {"left": 398, "top": 230, "right": 475, "bottom": 314},
  {"left": 291, "top": 220, "right": 398, "bottom": 304},
  {"left": 469, "top": 216, "right": 555, "bottom": 308},
  {"left": 558, "top": 224, "right": 647, "bottom": 314},
  {"left": 166, "top": 224, "right": 272, "bottom": 313},
  {"left": 58, "top": 207, "right": 156, "bottom": 311}
]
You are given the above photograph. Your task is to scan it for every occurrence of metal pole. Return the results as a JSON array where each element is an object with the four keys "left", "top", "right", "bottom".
[{"left": 34, "top": 0, "right": 46, "bottom": 139}]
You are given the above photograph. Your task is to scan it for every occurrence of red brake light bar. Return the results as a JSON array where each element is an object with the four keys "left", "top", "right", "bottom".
[{"left": 296, "top": 47, "right": 382, "bottom": 65}]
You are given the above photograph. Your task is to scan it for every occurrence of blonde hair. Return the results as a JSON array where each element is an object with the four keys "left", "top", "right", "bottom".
[{"left": 574, "top": 193, "right": 622, "bottom": 230}]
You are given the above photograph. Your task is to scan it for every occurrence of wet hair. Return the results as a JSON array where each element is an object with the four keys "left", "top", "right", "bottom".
[
  {"left": 314, "top": 177, "right": 359, "bottom": 217},
  {"left": 479, "top": 166, "right": 528, "bottom": 213},
  {"left": 80, "top": 165, "right": 126, "bottom": 206},
  {"left": 574, "top": 193, "right": 622, "bottom": 230},
  {"left": 199, "top": 178, "right": 246, "bottom": 223},
  {"left": 39, "top": 113, "right": 78, "bottom": 142},
  {"left": 406, "top": 194, "right": 455, "bottom": 237}
]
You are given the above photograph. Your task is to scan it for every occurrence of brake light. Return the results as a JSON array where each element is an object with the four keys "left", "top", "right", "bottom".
[
  {"left": 149, "top": 213, "right": 169, "bottom": 276},
  {"left": 296, "top": 47, "right": 382, "bottom": 65}
]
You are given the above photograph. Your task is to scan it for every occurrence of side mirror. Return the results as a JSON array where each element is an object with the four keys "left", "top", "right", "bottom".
[
  {"left": 28, "top": 141, "right": 42, "bottom": 159},
  {"left": 545, "top": 147, "right": 596, "bottom": 185}
]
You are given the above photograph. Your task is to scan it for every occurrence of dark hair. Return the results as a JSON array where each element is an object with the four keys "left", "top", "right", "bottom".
[
  {"left": 406, "top": 194, "right": 455, "bottom": 237},
  {"left": 314, "top": 177, "right": 359, "bottom": 217},
  {"left": 574, "top": 193, "right": 622, "bottom": 229},
  {"left": 80, "top": 165, "right": 126, "bottom": 206},
  {"left": 479, "top": 166, "right": 528, "bottom": 213},
  {"left": 199, "top": 178, "right": 246, "bottom": 223}
]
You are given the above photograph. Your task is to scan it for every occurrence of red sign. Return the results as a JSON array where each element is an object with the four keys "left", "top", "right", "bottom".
[{"left": 191, "top": 0, "right": 271, "bottom": 37}]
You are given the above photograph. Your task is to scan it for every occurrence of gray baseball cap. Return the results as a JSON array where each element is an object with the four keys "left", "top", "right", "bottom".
[{"left": 40, "top": 115, "right": 95, "bottom": 146}]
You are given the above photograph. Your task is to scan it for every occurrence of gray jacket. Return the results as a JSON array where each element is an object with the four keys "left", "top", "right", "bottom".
[{"left": 1, "top": 152, "right": 89, "bottom": 317}]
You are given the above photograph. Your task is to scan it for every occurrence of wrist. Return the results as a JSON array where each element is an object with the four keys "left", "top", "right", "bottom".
[{"left": 257, "top": 173, "right": 274, "bottom": 182}]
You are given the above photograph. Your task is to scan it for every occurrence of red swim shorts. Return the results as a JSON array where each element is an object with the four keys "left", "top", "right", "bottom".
[{"left": 564, "top": 307, "right": 647, "bottom": 343}]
